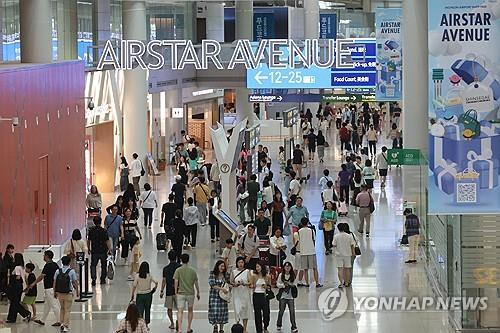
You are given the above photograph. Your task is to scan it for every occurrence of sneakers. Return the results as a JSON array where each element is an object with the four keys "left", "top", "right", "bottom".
[
  {"left": 405, "top": 260, "right": 417, "bottom": 264},
  {"left": 51, "top": 322, "right": 62, "bottom": 327},
  {"left": 91, "top": 280, "right": 96, "bottom": 286},
  {"left": 34, "top": 319, "right": 45, "bottom": 325},
  {"left": 127, "top": 275, "right": 134, "bottom": 281}
]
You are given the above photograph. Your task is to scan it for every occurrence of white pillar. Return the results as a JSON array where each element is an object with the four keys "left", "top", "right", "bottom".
[
  {"left": 304, "top": 0, "right": 319, "bottom": 39},
  {"left": 122, "top": 1, "right": 148, "bottom": 178},
  {"left": 57, "top": 0, "right": 77, "bottom": 60},
  {"left": 235, "top": 0, "right": 253, "bottom": 40},
  {"left": 19, "top": 0, "right": 52, "bottom": 63},
  {"left": 402, "top": 0, "right": 428, "bottom": 153},
  {"left": 235, "top": 0, "right": 255, "bottom": 125},
  {"left": 206, "top": 2, "right": 225, "bottom": 42},
  {"left": 402, "top": 0, "right": 428, "bottom": 203}
]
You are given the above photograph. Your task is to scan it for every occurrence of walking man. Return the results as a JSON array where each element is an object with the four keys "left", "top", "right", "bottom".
[
  {"left": 130, "top": 153, "right": 143, "bottom": 196},
  {"left": 104, "top": 205, "right": 123, "bottom": 259},
  {"left": 53, "top": 256, "right": 79, "bottom": 332},
  {"left": 30, "top": 250, "right": 61, "bottom": 327},
  {"left": 356, "top": 185, "right": 373, "bottom": 238},
  {"left": 87, "top": 216, "right": 111, "bottom": 286},
  {"left": 174, "top": 253, "right": 200, "bottom": 333}
]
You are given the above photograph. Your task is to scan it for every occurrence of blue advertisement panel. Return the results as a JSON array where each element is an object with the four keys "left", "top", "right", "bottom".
[
  {"left": 247, "top": 38, "right": 376, "bottom": 89},
  {"left": 427, "top": 0, "right": 500, "bottom": 214},
  {"left": 253, "top": 13, "right": 275, "bottom": 41},
  {"left": 375, "top": 8, "right": 402, "bottom": 101},
  {"left": 319, "top": 13, "right": 337, "bottom": 39}
]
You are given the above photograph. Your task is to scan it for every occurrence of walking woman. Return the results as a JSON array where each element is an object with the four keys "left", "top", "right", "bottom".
[
  {"left": 63, "top": 229, "right": 88, "bottom": 271},
  {"left": 116, "top": 303, "right": 148, "bottom": 333},
  {"left": 250, "top": 262, "right": 271, "bottom": 333},
  {"left": 320, "top": 201, "right": 337, "bottom": 255},
  {"left": 121, "top": 208, "right": 142, "bottom": 262},
  {"left": 177, "top": 155, "right": 189, "bottom": 185},
  {"left": 283, "top": 159, "right": 293, "bottom": 198},
  {"left": 86, "top": 185, "right": 102, "bottom": 229},
  {"left": 130, "top": 263, "right": 158, "bottom": 330},
  {"left": 123, "top": 183, "right": 137, "bottom": 208},
  {"left": 139, "top": 183, "right": 157, "bottom": 229},
  {"left": 6, "top": 253, "right": 31, "bottom": 323},
  {"left": 126, "top": 198, "right": 140, "bottom": 221},
  {"left": 270, "top": 192, "right": 285, "bottom": 233},
  {"left": 276, "top": 262, "right": 298, "bottom": 332},
  {"left": 208, "top": 260, "right": 230, "bottom": 333},
  {"left": 351, "top": 169, "right": 363, "bottom": 208},
  {"left": 119, "top": 156, "right": 130, "bottom": 192},
  {"left": 316, "top": 130, "right": 326, "bottom": 163},
  {"left": 230, "top": 257, "right": 251, "bottom": 332}
]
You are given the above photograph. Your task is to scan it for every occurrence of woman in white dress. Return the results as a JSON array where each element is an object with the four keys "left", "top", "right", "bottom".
[{"left": 230, "top": 257, "right": 252, "bottom": 332}]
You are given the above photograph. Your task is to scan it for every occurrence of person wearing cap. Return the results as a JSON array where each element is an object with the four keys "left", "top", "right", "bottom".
[{"left": 171, "top": 176, "right": 187, "bottom": 211}]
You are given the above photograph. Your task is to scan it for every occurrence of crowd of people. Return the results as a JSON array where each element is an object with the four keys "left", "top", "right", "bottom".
[{"left": 0, "top": 101, "right": 421, "bottom": 333}]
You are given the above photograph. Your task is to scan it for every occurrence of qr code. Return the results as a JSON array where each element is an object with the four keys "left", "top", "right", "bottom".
[{"left": 456, "top": 183, "right": 477, "bottom": 203}]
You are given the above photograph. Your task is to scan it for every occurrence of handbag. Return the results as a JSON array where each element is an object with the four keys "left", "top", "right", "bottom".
[
  {"left": 107, "top": 256, "right": 115, "bottom": 280},
  {"left": 140, "top": 160, "right": 146, "bottom": 177},
  {"left": 290, "top": 240, "right": 299, "bottom": 256},
  {"left": 401, "top": 234, "right": 409, "bottom": 245},
  {"left": 352, "top": 234, "right": 361, "bottom": 256},
  {"left": 218, "top": 281, "right": 232, "bottom": 303},
  {"left": 457, "top": 109, "right": 481, "bottom": 139},
  {"left": 368, "top": 194, "right": 375, "bottom": 213},
  {"left": 265, "top": 288, "right": 275, "bottom": 300}
]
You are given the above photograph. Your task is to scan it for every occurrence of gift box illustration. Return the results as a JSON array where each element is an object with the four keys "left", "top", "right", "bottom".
[{"left": 433, "top": 159, "right": 459, "bottom": 195}]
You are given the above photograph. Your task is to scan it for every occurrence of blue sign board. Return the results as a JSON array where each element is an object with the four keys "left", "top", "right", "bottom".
[
  {"left": 253, "top": 13, "right": 275, "bottom": 41},
  {"left": 247, "top": 38, "right": 377, "bottom": 89},
  {"left": 320, "top": 14, "right": 337, "bottom": 39}
]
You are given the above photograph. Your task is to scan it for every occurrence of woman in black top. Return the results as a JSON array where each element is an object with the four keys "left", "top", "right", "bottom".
[
  {"left": 120, "top": 208, "right": 142, "bottom": 260},
  {"left": 6, "top": 254, "right": 30, "bottom": 323},
  {"left": 123, "top": 183, "right": 137, "bottom": 208},
  {"left": 106, "top": 195, "right": 124, "bottom": 215},
  {"left": 316, "top": 130, "right": 326, "bottom": 163},
  {"left": 125, "top": 198, "right": 140, "bottom": 220}
]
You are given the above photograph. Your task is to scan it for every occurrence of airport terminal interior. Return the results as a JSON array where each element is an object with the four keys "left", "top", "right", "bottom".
[{"left": 0, "top": 0, "right": 499, "bottom": 332}]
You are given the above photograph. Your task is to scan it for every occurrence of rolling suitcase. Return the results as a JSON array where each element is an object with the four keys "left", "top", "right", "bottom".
[{"left": 156, "top": 233, "right": 168, "bottom": 251}]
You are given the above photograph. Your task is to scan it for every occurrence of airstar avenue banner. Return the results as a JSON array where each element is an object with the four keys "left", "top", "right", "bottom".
[{"left": 428, "top": 0, "right": 500, "bottom": 214}]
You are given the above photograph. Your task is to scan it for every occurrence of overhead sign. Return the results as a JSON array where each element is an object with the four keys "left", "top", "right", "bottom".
[
  {"left": 427, "top": 0, "right": 500, "bottom": 215},
  {"left": 246, "top": 38, "right": 377, "bottom": 89},
  {"left": 376, "top": 8, "right": 403, "bottom": 100},
  {"left": 283, "top": 108, "right": 299, "bottom": 127},
  {"left": 248, "top": 94, "right": 322, "bottom": 103},
  {"left": 254, "top": 13, "right": 275, "bottom": 41},
  {"left": 320, "top": 13, "right": 337, "bottom": 39},
  {"left": 322, "top": 94, "right": 376, "bottom": 103},
  {"left": 386, "top": 149, "right": 421, "bottom": 165}
]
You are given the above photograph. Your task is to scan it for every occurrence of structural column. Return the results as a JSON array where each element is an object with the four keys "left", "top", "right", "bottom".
[
  {"left": 92, "top": 0, "right": 111, "bottom": 62},
  {"left": 57, "top": 0, "right": 77, "bottom": 60},
  {"left": 122, "top": 1, "right": 148, "bottom": 179},
  {"left": 303, "top": 0, "right": 319, "bottom": 124},
  {"left": 206, "top": 2, "right": 225, "bottom": 42},
  {"left": 235, "top": 0, "right": 255, "bottom": 124},
  {"left": 19, "top": 0, "right": 52, "bottom": 63},
  {"left": 402, "top": 0, "right": 428, "bottom": 202}
]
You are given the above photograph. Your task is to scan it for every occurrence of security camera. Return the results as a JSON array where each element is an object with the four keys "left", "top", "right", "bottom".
[
  {"left": 87, "top": 99, "right": 95, "bottom": 110},
  {"left": 12, "top": 117, "right": 19, "bottom": 127}
]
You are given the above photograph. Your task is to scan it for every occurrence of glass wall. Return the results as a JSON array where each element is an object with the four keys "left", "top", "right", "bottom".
[
  {"left": 147, "top": 2, "right": 190, "bottom": 41},
  {"left": 1, "top": 0, "right": 20, "bottom": 62},
  {"left": 76, "top": 1, "right": 92, "bottom": 62}
]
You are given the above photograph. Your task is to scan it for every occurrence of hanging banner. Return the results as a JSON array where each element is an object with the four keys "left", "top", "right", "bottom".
[
  {"left": 253, "top": 13, "right": 275, "bottom": 41},
  {"left": 428, "top": 0, "right": 500, "bottom": 214},
  {"left": 320, "top": 13, "right": 337, "bottom": 39},
  {"left": 375, "top": 8, "right": 402, "bottom": 101}
]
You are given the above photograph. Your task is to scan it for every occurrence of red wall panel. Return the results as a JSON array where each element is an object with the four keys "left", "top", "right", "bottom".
[{"left": 0, "top": 61, "right": 86, "bottom": 250}]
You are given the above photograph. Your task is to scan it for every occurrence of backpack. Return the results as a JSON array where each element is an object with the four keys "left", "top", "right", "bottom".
[
  {"left": 339, "top": 127, "right": 349, "bottom": 141},
  {"left": 55, "top": 268, "right": 72, "bottom": 293},
  {"left": 241, "top": 234, "right": 257, "bottom": 250}
]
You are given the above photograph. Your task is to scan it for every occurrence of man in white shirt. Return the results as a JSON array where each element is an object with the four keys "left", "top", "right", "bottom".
[
  {"left": 296, "top": 218, "right": 322, "bottom": 288},
  {"left": 318, "top": 169, "right": 333, "bottom": 190},
  {"left": 375, "top": 146, "right": 389, "bottom": 187},
  {"left": 130, "top": 153, "right": 143, "bottom": 196},
  {"left": 288, "top": 173, "right": 301, "bottom": 198}
]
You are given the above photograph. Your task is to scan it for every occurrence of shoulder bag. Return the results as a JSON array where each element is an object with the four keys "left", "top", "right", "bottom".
[
  {"left": 352, "top": 233, "right": 361, "bottom": 256},
  {"left": 219, "top": 278, "right": 232, "bottom": 303},
  {"left": 368, "top": 193, "right": 375, "bottom": 213},
  {"left": 140, "top": 160, "right": 146, "bottom": 177}
]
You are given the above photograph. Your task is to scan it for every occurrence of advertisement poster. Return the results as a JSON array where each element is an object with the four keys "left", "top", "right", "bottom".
[
  {"left": 428, "top": 0, "right": 500, "bottom": 214},
  {"left": 253, "top": 13, "right": 275, "bottom": 41},
  {"left": 376, "top": 8, "right": 403, "bottom": 101},
  {"left": 320, "top": 13, "right": 337, "bottom": 39}
]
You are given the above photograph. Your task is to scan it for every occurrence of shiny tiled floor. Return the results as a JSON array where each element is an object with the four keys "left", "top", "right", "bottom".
[{"left": 0, "top": 123, "right": 453, "bottom": 333}]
